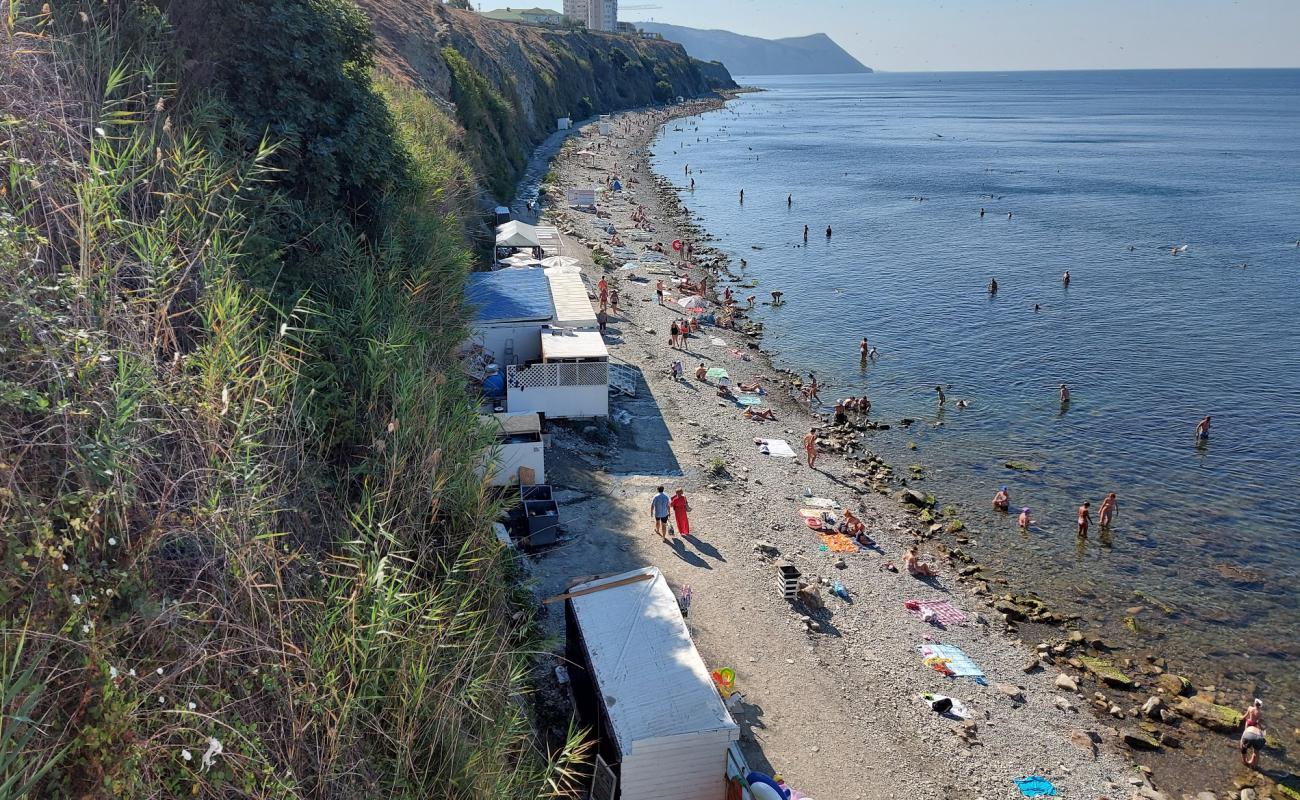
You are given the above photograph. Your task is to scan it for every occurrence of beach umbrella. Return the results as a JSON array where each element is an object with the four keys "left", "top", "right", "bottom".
[
  {"left": 500, "top": 254, "right": 542, "bottom": 267},
  {"left": 706, "top": 367, "right": 731, "bottom": 384},
  {"left": 541, "top": 255, "right": 578, "bottom": 269}
]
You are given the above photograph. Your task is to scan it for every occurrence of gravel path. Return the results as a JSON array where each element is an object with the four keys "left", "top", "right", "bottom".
[{"left": 523, "top": 102, "right": 1189, "bottom": 800}]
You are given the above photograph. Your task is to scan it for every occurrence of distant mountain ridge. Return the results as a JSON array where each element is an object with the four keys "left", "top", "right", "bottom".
[{"left": 636, "top": 22, "right": 871, "bottom": 76}]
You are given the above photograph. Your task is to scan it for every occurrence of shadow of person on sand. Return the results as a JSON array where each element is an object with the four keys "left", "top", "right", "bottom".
[
  {"left": 667, "top": 537, "right": 711, "bottom": 569},
  {"left": 682, "top": 534, "right": 724, "bottom": 562},
  {"left": 908, "top": 573, "right": 948, "bottom": 592}
]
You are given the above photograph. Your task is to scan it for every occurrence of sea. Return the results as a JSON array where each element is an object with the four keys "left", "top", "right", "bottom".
[{"left": 648, "top": 70, "right": 1300, "bottom": 733}]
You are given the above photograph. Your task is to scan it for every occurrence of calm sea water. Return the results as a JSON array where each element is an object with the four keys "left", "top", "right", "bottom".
[{"left": 650, "top": 71, "right": 1300, "bottom": 716}]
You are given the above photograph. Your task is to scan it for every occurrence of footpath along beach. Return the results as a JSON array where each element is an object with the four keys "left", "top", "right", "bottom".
[{"left": 520, "top": 100, "right": 1276, "bottom": 800}]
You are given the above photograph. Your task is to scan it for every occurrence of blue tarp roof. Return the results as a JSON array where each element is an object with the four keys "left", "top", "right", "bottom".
[{"left": 466, "top": 268, "right": 554, "bottom": 324}]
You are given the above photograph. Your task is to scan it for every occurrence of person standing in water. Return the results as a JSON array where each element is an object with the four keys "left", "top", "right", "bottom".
[
  {"left": 803, "top": 224, "right": 809, "bottom": 242},
  {"left": 1007, "top": 211, "right": 1013, "bottom": 220},
  {"left": 787, "top": 194, "right": 793, "bottom": 208},
  {"left": 1077, "top": 501, "right": 1091, "bottom": 537},
  {"left": 992, "top": 487, "right": 1010, "bottom": 512},
  {"left": 860, "top": 337, "right": 870, "bottom": 362},
  {"left": 1241, "top": 699, "right": 1266, "bottom": 767},
  {"left": 826, "top": 225, "right": 833, "bottom": 238},
  {"left": 979, "top": 207, "right": 986, "bottom": 218},
  {"left": 1059, "top": 383, "right": 1071, "bottom": 404},
  {"left": 739, "top": 189, "right": 744, "bottom": 204},
  {"left": 935, "top": 385, "right": 946, "bottom": 406},
  {"left": 1098, "top": 492, "right": 1118, "bottom": 527},
  {"left": 1196, "top": 415, "right": 1212, "bottom": 440},
  {"left": 1062, "top": 270, "right": 1071, "bottom": 287},
  {"left": 988, "top": 278, "right": 998, "bottom": 295},
  {"left": 1018, "top": 507, "right": 1032, "bottom": 530}
]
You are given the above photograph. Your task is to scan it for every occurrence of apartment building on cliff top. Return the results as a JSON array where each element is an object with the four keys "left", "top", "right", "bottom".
[{"left": 563, "top": 0, "right": 618, "bottom": 32}]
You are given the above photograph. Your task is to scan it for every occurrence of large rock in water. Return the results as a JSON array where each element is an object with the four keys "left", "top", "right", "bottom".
[
  {"left": 900, "top": 488, "right": 931, "bottom": 508},
  {"left": 1155, "top": 673, "right": 1193, "bottom": 696},
  {"left": 1174, "top": 697, "right": 1244, "bottom": 732}
]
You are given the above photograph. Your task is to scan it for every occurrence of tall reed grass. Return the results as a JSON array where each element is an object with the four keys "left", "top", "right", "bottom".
[{"left": 0, "top": 4, "right": 587, "bottom": 797}]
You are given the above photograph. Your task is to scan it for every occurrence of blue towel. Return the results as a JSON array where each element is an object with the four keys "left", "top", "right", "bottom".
[{"left": 1014, "top": 776, "right": 1057, "bottom": 797}]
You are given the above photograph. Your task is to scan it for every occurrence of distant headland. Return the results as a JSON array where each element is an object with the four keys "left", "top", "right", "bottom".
[{"left": 636, "top": 22, "right": 872, "bottom": 75}]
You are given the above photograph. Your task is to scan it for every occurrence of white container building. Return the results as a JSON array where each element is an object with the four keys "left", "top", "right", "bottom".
[{"left": 565, "top": 567, "right": 739, "bottom": 800}]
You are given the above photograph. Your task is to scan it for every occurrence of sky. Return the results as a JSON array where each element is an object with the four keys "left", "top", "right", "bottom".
[{"left": 518, "top": 0, "right": 1300, "bottom": 72}]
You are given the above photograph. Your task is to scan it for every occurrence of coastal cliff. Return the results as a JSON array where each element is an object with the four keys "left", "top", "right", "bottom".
[
  {"left": 357, "top": 2, "right": 737, "bottom": 198},
  {"left": 637, "top": 22, "right": 871, "bottom": 75}
]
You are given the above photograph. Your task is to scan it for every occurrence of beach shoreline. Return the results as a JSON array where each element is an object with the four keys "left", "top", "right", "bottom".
[{"left": 522, "top": 96, "right": 1282, "bottom": 800}]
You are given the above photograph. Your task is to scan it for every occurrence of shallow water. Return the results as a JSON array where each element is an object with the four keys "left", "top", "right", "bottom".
[{"left": 649, "top": 71, "right": 1300, "bottom": 727}]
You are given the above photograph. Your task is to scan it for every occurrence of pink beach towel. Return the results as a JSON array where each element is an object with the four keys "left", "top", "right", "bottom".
[{"left": 904, "top": 599, "right": 968, "bottom": 626}]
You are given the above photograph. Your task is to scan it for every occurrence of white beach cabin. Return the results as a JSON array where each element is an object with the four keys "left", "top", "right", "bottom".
[
  {"left": 545, "top": 268, "right": 598, "bottom": 330},
  {"left": 480, "top": 412, "right": 545, "bottom": 487},
  {"left": 565, "top": 567, "right": 739, "bottom": 800},
  {"left": 508, "top": 328, "right": 609, "bottom": 418},
  {"left": 465, "top": 268, "right": 554, "bottom": 367}
]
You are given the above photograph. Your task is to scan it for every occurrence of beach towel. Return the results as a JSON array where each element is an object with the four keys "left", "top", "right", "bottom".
[
  {"left": 756, "top": 438, "right": 795, "bottom": 458},
  {"left": 737, "top": 394, "right": 764, "bottom": 407},
  {"left": 904, "top": 599, "right": 969, "bottom": 626},
  {"left": 728, "top": 348, "right": 751, "bottom": 361},
  {"left": 710, "top": 337, "right": 726, "bottom": 346},
  {"left": 1014, "top": 776, "right": 1057, "bottom": 798},
  {"left": 802, "top": 497, "right": 841, "bottom": 510},
  {"left": 817, "top": 533, "right": 859, "bottom": 553},
  {"left": 919, "top": 644, "right": 984, "bottom": 678}
]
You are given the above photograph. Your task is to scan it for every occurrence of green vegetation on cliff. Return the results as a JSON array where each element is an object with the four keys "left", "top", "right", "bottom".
[{"left": 0, "top": 2, "right": 584, "bottom": 797}]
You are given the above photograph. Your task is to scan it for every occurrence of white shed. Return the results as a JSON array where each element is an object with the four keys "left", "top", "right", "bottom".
[
  {"left": 506, "top": 329, "right": 608, "bottom": 418},
  {"left": 545, "top": 269, "right": 598, "bottom": 329},
  {"left": 565, "top": 568, "right": 739, "bottom": 800},
  {"left": 465, "top": 268, "right": 554, "bottom": 367},
  {"left": 480, "top": 412, "right": 545, "bottom": 487}
]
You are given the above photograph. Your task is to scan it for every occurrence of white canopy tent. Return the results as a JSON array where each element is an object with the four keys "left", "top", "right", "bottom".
[{"left": 495, "top": 220, "right": 542, "bottom": 249}]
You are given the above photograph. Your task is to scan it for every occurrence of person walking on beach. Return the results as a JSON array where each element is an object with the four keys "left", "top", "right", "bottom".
[
  {"left": 1099, "top": 492, "right": 1118, "bottom": 527},
  {"left": 669, "top": 489, "right": 691, "bottom": 537},
  {"left": 669, "top": 320, "right": 680, "bottom": 349},
  {"left": 1077, "top": 501, "right": 1091, "bottom": 537},
  {"left": 1059, "top": 383, "right": 1071, "bottom": 405},
  {"left": 803, "top": 428, "right": 818, "bottom": 468},
  {"left": 597, "top": 308, "right": 608, "bottom": 333},
  {"left": 935, "top": 385, "right": 946, "bottom": 406},
  {"left": 610, "top": 289, "right": 620, "bottom": 313},
  {"left": 1196, "top": 415, "right": 1212, "bottom": 441},
  {"left": 656, "top": 280, "right": 665, "bottom": 305},
  {"left": 651, "top": 486, "right": 672, "bottom": 541}
]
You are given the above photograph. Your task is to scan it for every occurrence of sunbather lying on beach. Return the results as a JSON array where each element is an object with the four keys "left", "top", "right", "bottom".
[
  {"left": 717, "top": 384, "right": 736, "bottom": 400},
  {"left": 743, "top": 407, "right": 777, "bottom": 421},
  {"left": 905, "top": 547, "right": 938, "bottom": 578},
  {"left": 737, "top": 381, "right": 765, "bottom": 393}
]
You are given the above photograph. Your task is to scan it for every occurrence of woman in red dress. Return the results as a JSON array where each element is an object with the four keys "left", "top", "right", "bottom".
[{"left": 669, "top": 489, "right": 691, "bottom": 537}]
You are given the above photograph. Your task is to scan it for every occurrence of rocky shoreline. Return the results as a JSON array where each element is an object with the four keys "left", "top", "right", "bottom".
[{"left": 522, "top": 96, "right": 1290, "bottom": 800}]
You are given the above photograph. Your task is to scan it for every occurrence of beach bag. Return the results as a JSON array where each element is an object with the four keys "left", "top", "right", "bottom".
[{"left": 929, "top": 696, "right": 954, "bottom": 714}]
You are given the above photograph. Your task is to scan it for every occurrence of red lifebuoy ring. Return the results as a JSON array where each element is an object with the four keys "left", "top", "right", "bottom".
[{"left": 671, "top": 239, "right": 683, "bottom": 252}]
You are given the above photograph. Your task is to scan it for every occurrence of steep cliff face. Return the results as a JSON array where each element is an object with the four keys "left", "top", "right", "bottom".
[{"left": 356, "top": 3, "right": 736, "bottom": 199}]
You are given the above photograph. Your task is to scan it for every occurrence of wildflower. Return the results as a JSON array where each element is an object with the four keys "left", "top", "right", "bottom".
[
  {"left": 158, "top": 695, "right": 165, "bottom": 704},
  {"left": 156, "top": 667, "right": 163, "bottom": 675},
  {"left": 187, "top": 702, "right": 196, "bottom": 711},
  {"left": 108, "top": 537, "right": 117, "bottom": 545},
  {"left": 181, "top": 749, "right": 192, "bottom": 761},
  {"left": 109, "top": 665, "right": 118, "bottom": 679},
  {"left": 94, "top": 127, "right": 105, "bottom": 137},
  {"left": 71, "top": 594, "right": 81, "bottom": 605},
  {"left": 61, "top": 563, "right": 69, "bottom": 571},
  {"left": 80, "top": 623, "right": 91, "bottom": 634},
  {"left": 128, "top": 668, "right": 137, "bottom": 677}
]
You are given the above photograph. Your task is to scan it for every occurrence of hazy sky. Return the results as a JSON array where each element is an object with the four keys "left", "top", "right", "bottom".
[{"left": 522, "top": 1, "right": 1300, "bottom": 72}]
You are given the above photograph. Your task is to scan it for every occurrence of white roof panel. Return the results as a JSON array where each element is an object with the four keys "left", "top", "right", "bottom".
[
  {"left": 496, "top": 220, "right": 542, "bottom": 248},
  {"left": 541, "top": 329, "right": 608, "bottom": 361},
  {"left": 545, "top": 270, "right": 598, "bottom": 329},
  {"left": 569, "top": 568, "right": 737, "bottom": 756}
]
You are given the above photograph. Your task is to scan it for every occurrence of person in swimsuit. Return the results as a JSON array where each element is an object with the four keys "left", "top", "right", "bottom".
[
  {"left": 1060, "top": 383, "right": 1071, "bottom": 404},
  {"left": 669, "top": 320, "right": 680, "bottom": 349},
  {"left": 695, "top": 362, "right": 707, "bottom": 382},
  {"left": 1062, "top": 270, "right": 1071, "bottom": 287},
  {"left": 803, "top": 429, "right": 818, "bottom": 468},
  {"left": 1240, "top": 699, "right": 1265, "bottom": 767},
  {"left": 1196, "top": 415, "right": 1212, "bottom": 440},
  {"left": 988, "top": 277, "right": 998, "bottom": 295},
  {"left": 826, "top": 225, "right": 833, "bottom": 238},
  {"left": 803, "top": 225, "right": 809, "bottom": 242},
  {"left": 1018, "top": 507, "right": 1032, "bottom": 530},
  {"left": 935, "top": 385, "right": 946, "bottom": 406},
  {"left": 905, "top": 546, "right": 937, "bottom": 577},
  {"left": 1099, "top": 492, "right": 1118, "bottom": 527},
  {"left": 656, "top": 280, "right": 665, "bottom": 305},
  {"left": 1077, "top": 501, "right": 1091, "bottom": 537},
  {"left": 834, "top": 400, "right": 848, "bottom": 426},
  {"left": 992, "top": 487, "right": 1010, "bottom": 512},
  {"left": 860, "top": 337, "right": 869, "bottom": 362}
]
